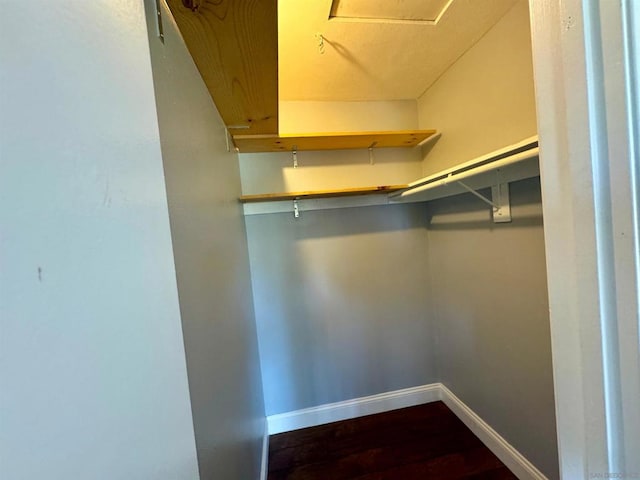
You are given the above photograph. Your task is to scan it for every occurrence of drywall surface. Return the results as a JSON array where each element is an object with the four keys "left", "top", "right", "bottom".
[
  {"left": 240, "top": 100, "right": 422, "bottom": 195},
  {"left": 277, "top": 0, "right": 518, "bottom": 101},
  {"left": 144, "top": 1, "right": 265, "bottom": 479},
  {"left": 0, "top": 2, "right": 199, "bottom": 479},
  {"left": 246, "top": 204, "right": 437, "bottom": 416},
  {"left": 426, "top": 178, "right": 558, "bottom": 479},
  {"left": 279, "top": 100, "right": 419, "bottom": 133},
  {"left": 242, "top": 101, "right": 436, "bottom": 416},
  {"left": 417, "top": 0, "right": 537, "bottom": 176},
  {"left": 416, "top": 2, "right": 557, "bottom": 476}
]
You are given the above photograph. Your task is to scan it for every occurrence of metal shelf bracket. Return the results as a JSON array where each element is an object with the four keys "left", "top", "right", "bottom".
[
  {"left": 491, "top": 182, "right": 511, "bottom": 223},
  {"left": 293, "top": 199, "right": 300, "bottom": 218},
  {"left": 368, "top": 141, "right": 377, "bottom": 165},
  {"left": 456, "top": 177, "right": 512, "bottom": 223}
]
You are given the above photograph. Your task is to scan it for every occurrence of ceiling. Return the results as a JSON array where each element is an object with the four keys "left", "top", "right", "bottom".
[{"left": 278, "top": 0, "right": 520, "bottom": 101}]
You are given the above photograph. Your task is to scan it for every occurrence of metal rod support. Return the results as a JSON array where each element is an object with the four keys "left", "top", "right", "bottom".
[
  {"left": 368, "top": 142, "right": 377, "bottom": 165},
  {"left": 389, "top": 143, "right": 539, "bottom": 200},
  {"left": 456, "top": 180, "right": 499, "bottom": 209},
  {"left": 155, "top": 0, "right": 164, "bottom": 43}
]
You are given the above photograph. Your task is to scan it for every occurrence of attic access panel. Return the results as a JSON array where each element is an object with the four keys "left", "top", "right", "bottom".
[{"left": 329, "top": 0, "right": 454, "bottom": 24}]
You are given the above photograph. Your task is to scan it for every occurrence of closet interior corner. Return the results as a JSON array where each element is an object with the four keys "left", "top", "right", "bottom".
[{"left": 170, "top": 0, "right": 558, "bottom": 478}]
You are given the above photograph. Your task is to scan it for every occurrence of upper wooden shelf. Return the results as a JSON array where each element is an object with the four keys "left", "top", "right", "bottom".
[
  {"left": 232, "top": 130, "right": 438, "bottom": 153},
  {"left": 165, "top": 3, "right": 438, "bottom": 150}
]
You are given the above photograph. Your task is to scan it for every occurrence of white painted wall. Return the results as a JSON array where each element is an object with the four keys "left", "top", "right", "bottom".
[
  {"left": 144, "top": 1, "right": 265, "bottom": 478},
  {"left": 279, "top": 100, "right": 419, "bottom": 133},
  {"left": 529, "top": 0, "right": 640, "bottom": 476},
  {"left": 239, "top": 100, "right": 422, "bottom": 195},
  {"left": 418, "top": 0, "right": 538, "bottom": 176},
  {"left": 0, "top": 2, "right": 199, "bottom": 479}
]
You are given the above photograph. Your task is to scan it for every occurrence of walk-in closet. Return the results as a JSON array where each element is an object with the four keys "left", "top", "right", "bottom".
[
  {"left": 5, "top": 1, "right": 639, "bottom": 479},
  {"left": 169, "top": 0, "right": 556, "bottom": 477}
]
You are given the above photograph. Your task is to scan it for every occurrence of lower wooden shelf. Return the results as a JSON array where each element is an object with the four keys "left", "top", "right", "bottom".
[{"left": 239, "top": 185, "right": 408, "bottom": 203}]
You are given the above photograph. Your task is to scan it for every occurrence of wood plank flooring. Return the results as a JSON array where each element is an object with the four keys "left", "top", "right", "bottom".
[{"left": 267, "top": 401, "right": 517, "bottom": 480}]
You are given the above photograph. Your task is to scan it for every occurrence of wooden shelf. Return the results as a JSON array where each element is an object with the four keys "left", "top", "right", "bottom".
[
  {"left": 165, "top": 2, "right": 440, "bottom": 158},
  {"left": 239, "top": 185, "right": 408, "bottom": 203},
  {"left": 232, "top": 130, "right": 437, "bottom": 153},
  {"left": 166, "top": 0, "right": 278, "bottom": 135},
  {"left": 165, "top": 4, "right": 439, "bottom": 153}
]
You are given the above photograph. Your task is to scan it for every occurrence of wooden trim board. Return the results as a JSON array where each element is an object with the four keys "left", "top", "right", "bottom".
[
  {"left": 239, "top": 185, "right": 408, "bottom": 203},
  {"left": 266, "top": 384, "right": 441, "bottom": 435},
  {"left": 260, "top": 418, "right": 269, "bottom": 480},
  {"left": 439, "top": 385, "right": 548, "bottom": 480}
]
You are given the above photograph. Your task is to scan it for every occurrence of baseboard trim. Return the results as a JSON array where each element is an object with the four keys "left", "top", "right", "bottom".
[
  {"left": 267, "top": 383, "right": 441, "bottom": 435},
  {"left": 265, "top": 383, "right": 548, "bottom": 480},
  {"left": 439, "top": 385, "right": 547, "bottom": 480},
  {"left": 259, "top": 418, "right": 269, "bottom": 480}
]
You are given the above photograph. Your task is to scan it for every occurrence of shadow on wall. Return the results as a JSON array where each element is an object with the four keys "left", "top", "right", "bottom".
[
  {"left": 426, "top": 177, "right": 544, "bottom": 230},
  {"left": 269, "top": 202, "right": 430, "bottom": 240},
  {"left": 245, "top": 202, "right": 436, "bottom": 416},
  {"left": 248, "top": 179, "right": 543, "bottom": 416},
  {"left": 424, "top": 175, "right": 557, "bottom": 479},
  {"left": 238, "top": 148, "right": 422, "bottom": 198}
]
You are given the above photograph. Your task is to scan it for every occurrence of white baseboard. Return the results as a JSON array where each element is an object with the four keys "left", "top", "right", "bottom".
[
  {"left": 439, "top": 385, "right": 547, "bottom": 480},
  {"left": 259, "top": 418, "right": 269, "bottom": 480},
  {"left": 265, "top": 383, "right": 548, "bottom": 480},
  {"left": 267, "top": 383, "right": 441, "bottom": 435}
]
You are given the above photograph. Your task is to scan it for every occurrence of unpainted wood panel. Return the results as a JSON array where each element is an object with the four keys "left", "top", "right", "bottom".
[
  {"left": 233, "top": 130, "right": 437, "bottom": 153},
  {"left": 239, "top": 185, "right": 408, "bottom": 203},
  {"left": 166, "top": 0, "right": 278, "bottom": 135}
]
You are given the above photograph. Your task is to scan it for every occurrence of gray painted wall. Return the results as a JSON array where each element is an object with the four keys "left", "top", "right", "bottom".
[
  {"left": 246, "top": 204, "right": 437, "bottom": 416},
  {"left": 417, "top": 2, "right": 559, "bottom": 477},
  {"left": 144, "top": 1, "right": 265, "bottom": 479},
  {"left": 426, "top": 178, "right": 558, "bottom": 479},
  {"left": 0, "top": 2, "right": 199, "bottom": 479}
]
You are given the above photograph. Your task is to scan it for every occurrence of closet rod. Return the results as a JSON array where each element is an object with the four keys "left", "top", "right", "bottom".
[{"left": 389, "top": 143, "right": 539, "bottom": 201}]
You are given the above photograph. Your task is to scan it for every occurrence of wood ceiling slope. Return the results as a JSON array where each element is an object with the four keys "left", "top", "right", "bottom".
[{"left": 165, "top": 0, "right": 278, "bottom": 135}]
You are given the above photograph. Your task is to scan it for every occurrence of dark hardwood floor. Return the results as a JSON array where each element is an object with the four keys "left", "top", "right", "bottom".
[{"left": 267, "top": 401, "right": 517, "bottom": 480}]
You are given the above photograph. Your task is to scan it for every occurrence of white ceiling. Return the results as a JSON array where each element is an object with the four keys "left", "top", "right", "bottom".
[{"left": 278, "top": 0, "right": 520, "bottom": 101}]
